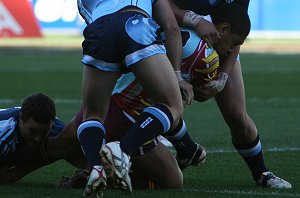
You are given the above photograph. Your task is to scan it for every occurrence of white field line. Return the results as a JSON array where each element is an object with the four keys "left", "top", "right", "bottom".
[
  {"left": 0, "top": 97, "right": 299, "bottom": 105},
  {"left": 0, "top": 98, "right": 81, "bottom": 105},
  {"left": 207, "top": 147, "right": 300, "bottom": 154},
  {"left": 183, "top": 188, "right": 300, "bottom": 197}
]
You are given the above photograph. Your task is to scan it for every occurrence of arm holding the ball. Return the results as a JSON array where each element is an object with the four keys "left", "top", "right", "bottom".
[{"left": 194, "top": 47, "right": 239, "bottom": 102}]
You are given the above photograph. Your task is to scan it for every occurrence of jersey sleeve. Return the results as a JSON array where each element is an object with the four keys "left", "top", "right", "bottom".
[{"left": 0, "top": 121, "right": 17, "bottom": 161}]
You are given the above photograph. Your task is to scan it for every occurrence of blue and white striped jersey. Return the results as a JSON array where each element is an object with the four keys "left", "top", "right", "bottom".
[
  {"left": 78, "top": 0, "right": 158, "bottom": 24},
  {"left": 0, "top": 108, "right": 65, "bottom": 162}
]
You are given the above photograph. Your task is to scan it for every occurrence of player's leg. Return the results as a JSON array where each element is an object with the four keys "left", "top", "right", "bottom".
[
  {"left": 78, "top": 66, "right": 120, "bottom": 166},
  {"left": 215, "top": 60, "right": 291, "bottom": 189},
  {"left": 78, "top": 67, "right": 121, "bottom": 195},
  {"left": 131, "top": 141, "right": 183, "bottom": 189},
  {"left": 119, "top": 54, "right": 183, "bottom": 156},
  {"left": 84, "top": 12, "right": 181, "bottom": 193},
  {"left": 163, "top": 118, "right": 206, "bottom": 170},
  {"left": 104, "top": 97, "right": 182, "bottom": 189}
]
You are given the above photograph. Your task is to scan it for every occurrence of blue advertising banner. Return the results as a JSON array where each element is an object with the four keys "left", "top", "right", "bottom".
[
  {"left": 30, "top": 0, "right": 83, "bottom": 32},
  {"left": 29, "top": 0, "right": 300, "bottom": 33}
]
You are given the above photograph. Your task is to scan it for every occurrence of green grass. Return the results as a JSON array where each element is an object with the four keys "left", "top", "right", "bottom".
[{"left": 0, "top": 48, "right": 299, "bottom": 197}]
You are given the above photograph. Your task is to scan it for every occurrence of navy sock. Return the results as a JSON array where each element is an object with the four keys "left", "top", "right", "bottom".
[
  {"left": 77, "top": 120, "right": 105, "bottom": 168},
  {"left": 120, "top": 104, "right": 173, "bottom": 156},
  {"left": 233, "top": 135, "right": 269, "bottom": 180},
  {"left": 164, "top": 118, "right": 197, "bottom": 159}
]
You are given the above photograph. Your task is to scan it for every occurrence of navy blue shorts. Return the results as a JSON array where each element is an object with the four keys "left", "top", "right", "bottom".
[{"left": 82, "top": 11, "right": 166, "bottom": 72}]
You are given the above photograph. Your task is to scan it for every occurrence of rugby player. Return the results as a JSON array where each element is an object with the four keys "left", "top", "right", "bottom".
[
  {"left": 76, "top": 0, "right": 184, "bottom": 195},
  {"left": 169, "top": 0, "right": 292, "bottom": 189},
  {"left": 0, "top": 93, "right": 64, "bottom": 184}
]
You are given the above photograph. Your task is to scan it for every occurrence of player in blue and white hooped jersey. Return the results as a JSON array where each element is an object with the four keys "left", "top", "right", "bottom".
[
  {"left": 169, "top": 0, "right": 292, "bottom": 189},
  {"left": 76, "top": 0, "right": 183, "bottom": 195},
  {"left": 0, "top": 93, "right": 64, "bottom": 184}
]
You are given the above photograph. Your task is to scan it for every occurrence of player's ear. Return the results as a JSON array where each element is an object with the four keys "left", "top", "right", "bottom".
[
  {"left": 216, "top": 22, "right": 230, "bottom": 36},
  {"left": 19, "top": 112, "right": 24, "bottom": 121}
]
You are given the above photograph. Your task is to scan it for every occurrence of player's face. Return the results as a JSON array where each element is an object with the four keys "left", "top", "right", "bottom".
[
  {"left": 213, "top": 32, "right": 244, "bottom": 57},
  {"left": 19, "top": 117, "right": 52, "bottom": 148}
]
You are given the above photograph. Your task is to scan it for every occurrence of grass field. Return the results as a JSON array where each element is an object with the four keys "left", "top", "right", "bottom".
[{"left": 0, "top": 43, "right": 299, "bottom": 198}]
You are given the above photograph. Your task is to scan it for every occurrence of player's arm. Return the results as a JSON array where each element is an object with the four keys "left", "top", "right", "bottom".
[
  {"left": 47, "top": 115, "right": 87, "bottom": 169},
  {"left": 0, "top": 163, "right": 42, "bottom": 184},
  {"left": 153, "top": 0, "right": 182, "bottom": 73},
  {"left": 169, "top": 0, "right": 220, "bottom": 47},
  {"left": 0, "top": 145, "right": 51, "bottom": 184},
  {"left": 153, "top": 0, "right": 194, "bottom": 105}
]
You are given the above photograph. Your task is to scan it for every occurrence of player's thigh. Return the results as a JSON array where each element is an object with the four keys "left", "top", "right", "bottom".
[
  {"left": 81, "top": 66, "right": 120, "bottom": 121},
  {"left": 104, "top": 99, "right": 135, "bottom": 142},
  {"left": 130, "top": 54, "right": 183, "bottom": 118},
  {"left": 215, "top": 60, "right": 247, "bottom": 118},
  {"left": 131, "top": 142, "right": 183, "bottom": 188}
]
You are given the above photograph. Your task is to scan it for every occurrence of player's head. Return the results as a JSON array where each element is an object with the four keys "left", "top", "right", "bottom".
[
  {"left": 19, "top": 93, "right": 56, "bottom": 148},
  {"left": 210, "top": 3, "right": 251, "bottom": 57}
]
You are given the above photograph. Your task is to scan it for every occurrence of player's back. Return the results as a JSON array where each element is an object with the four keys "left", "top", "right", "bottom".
[{"left": 78, "top": 0, "right": 155, "bottom": 24}]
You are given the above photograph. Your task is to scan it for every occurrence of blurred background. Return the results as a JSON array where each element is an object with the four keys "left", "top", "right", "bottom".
[{"left": 1, "top": 0, "right": 300, "bottom": 39}]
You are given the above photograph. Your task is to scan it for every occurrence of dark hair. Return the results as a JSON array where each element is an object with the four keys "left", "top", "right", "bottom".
[
  {"left": 210, "top": 3, "right": 251, "bottom": 39},
  {"left": 20, "top": 93, "right": 56, "bottom": 123}
]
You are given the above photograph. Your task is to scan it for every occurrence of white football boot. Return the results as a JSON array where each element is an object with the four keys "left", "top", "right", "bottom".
[
  {"left": 176, "top": 143, "right": 206, "bottom": 170},
  {"left": 84, "top": 165, "right": 107, "bottom": 197},
  {"left": 100, "top": 141, "right": 132, "bottom": 193},
  {"left": 256, "top": 171, "right": 292, "bottom": 189}
]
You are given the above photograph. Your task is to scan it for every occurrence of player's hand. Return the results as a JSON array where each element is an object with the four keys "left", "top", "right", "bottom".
[
  {"left": 193, "top": 72, "right": 228, "bottom": 102},
  {"left": 194, "top": 18, "right": 220, "bottom": 48},
  {"left": 193, "top": 85, "right": 215, "bottom": 102},
  {"left": 57, "top": 169, "right": 89, "bottom": 189},
  {"left": 175, "top": 70, "right": 194, "bottom": 105},
  {"left": 204, "top": 72, "right": 228, "bottom": 92},
  {"left": 179, "top": 80, "right": 194, "bottom": 105}
]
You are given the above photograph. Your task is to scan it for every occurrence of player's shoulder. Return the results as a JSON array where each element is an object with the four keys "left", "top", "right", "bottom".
[{"left": 0, "top": 107, "right": 20, "bottom": 121}]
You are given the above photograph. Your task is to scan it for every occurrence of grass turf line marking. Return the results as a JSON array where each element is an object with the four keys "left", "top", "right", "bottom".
[
  {"left": 1, "top": 97, "right": 300, "bottom": 105},
  {"left": 183, "top": 188, "right": 300, "bottom": 197},
  {"left": 207, "top": 147, "right": 300, "bottom": 154}
]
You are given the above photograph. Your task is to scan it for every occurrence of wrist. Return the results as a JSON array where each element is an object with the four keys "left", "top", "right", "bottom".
[
  {"left": 216, "top": 72, "right": 228, "bottom": 92},
  {"left": 175, "top": 70, "right": 184, "bottom": 82},
  {"left": 182, "top": 11, "right": 203, "bottom": 28}
]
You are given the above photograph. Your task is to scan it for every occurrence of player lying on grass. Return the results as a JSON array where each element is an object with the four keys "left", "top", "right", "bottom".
[
  {"left": 169, "top": 0, "right": 292, "bottom": 189},
  {"left": 0, "top": 93, "right": 181, "bottom": 189},
  {"left": 0, "top": 93, "right": 183, "bottom": 189},
  {"left": 0, "top": 93, "right": 65, "bottom": 184}
]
